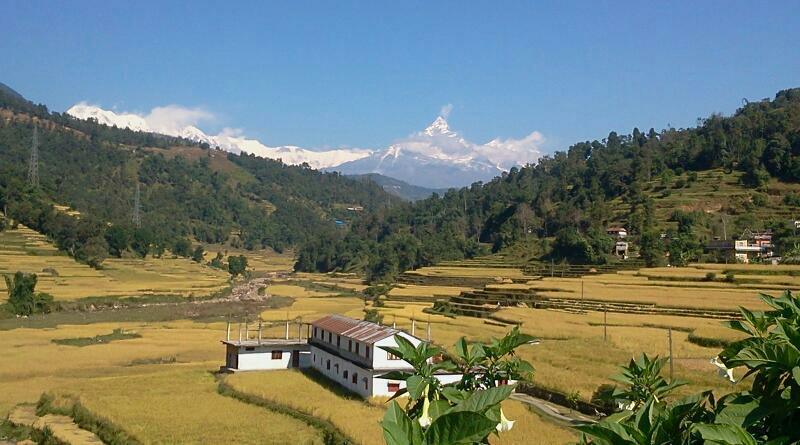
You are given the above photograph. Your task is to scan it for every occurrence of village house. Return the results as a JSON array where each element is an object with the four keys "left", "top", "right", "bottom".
[
  {"left": 606, "top": 227, "right": 628, "bottom": 238},
  {"left": 706, "top": 233, "right": 773, "bottom": 264},
  {"left": 221, "top": 315, "right": 461, "bottom": 397}
]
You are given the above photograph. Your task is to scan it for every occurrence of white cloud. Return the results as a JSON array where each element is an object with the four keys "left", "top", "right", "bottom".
[
  {"left": 439, "top": 103, "right": 453, "bottom": 119},
  {"left": 478, "top": 131, "right": 545, "bottom": 168},
  {"left": 143, "top": 105, "right": 215, "bottom": 134}
]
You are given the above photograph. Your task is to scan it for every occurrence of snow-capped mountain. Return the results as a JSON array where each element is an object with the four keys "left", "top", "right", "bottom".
[
  {"left": 65, "top": 103, "right": 544, "bottom": 188},
  {"left": 330, "top": 116, "right": 544, "bottom": 189},
  {"left": 65, "top": 103, "right": 371, "bottom": 170}
]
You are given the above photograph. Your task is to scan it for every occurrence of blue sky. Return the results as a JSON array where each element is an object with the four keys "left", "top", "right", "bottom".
[{"left": 2, "top": 1, "right": 798, "bottom": 151}]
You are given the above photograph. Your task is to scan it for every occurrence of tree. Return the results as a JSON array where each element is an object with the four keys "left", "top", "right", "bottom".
[
  {"left": 668, "top": 233, "right": 701, "bottom": 266},
  {"left": 131, "top": 228, "right": 154, "bottom": 258},
  {"left": 4, "top": 272, "right": 54, "bottom": 315},
  {"left": 76, "top": 236, "right": 108, "bottom": 269},
  {"left": 210, "top": 252, "right": 225, "bottom": 269},
  {"left": 228, "top": 255, "right": 248, "bottom": 277},
  {"left": 104, "top": 225, "right": 130, "bottom": 257},
  {"left": 639, "top": 230, "right": 664, "bottom": 267},
  {"left": 172, "top": 238, "right": 192, "bottom": 257},
  {"left": 380, "top": 327, "right": 536, "bottom": 445},
  {"left": 191, "top": 245, "right": 205, "bottom": 263}
]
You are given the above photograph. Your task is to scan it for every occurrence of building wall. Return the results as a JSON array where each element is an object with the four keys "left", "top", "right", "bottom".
[
  {"left": 372, "top": 333, "right": 422, "bottom": 370},
  {"left": 233, "top": 345, "right": 310, "bottom": 371}
]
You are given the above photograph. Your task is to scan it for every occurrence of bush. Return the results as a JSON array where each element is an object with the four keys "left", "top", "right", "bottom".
[
  {"left": 704, "top": 272, "right": 717, "bottom": 281},
  {"left": 752, "top": 193, "right": 768, "bottom": 207},
  {"left": 725, "top": 272, "right": 736, "bottom": 282},
  {"left": 4, "top": 272, "right": 55, "bottom": 315}
]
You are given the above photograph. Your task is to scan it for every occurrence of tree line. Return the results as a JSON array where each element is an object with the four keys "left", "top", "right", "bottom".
[
  {"left": 296, "top": 88, "right": 800, "bottom": 281},
  {"left": 0, "top": 84, "right": 396, "bottom": 267}
]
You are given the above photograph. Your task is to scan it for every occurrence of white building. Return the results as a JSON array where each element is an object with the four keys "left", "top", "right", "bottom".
[
  {"left": 222, "top": 339, "right": 310, "bottom": 371},
  {"left": 308, "top": 315, "right": 461, "bottom": 397}
]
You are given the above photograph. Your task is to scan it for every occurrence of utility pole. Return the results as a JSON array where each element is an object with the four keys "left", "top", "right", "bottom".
[
  {"left": 132, "top": 182, "right": 142, "bottom": 228},
  {"left": 28, "top": 126, "right": 39, "bottom": 187},
  {"left": 668, "top": 328, "right": 674, "bottom": 382}
]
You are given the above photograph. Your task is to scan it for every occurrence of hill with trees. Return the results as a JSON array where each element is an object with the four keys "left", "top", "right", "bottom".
[
  {"left": 0, "top": 83, "right": 397, "bottom": 267},
  {"left": 296, "top": 88, "right": 800, "bottom": 281}
]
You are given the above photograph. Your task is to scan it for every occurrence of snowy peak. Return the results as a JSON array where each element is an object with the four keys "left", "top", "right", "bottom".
[
  {"left": 65, "top": 102, "right": 545, "bottom": 189},
  {"left": 67, "top": 102, "right": 149, "bottom": 132},
  {"left": 65, "top": 104, "right": 372, "bottom": 170},
  {"left": 423, "top": 116, "right": 453, "bottom": 136}
]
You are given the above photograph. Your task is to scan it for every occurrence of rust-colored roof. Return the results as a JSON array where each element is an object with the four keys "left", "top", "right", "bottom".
[{"left": 311, "top": 314, "right": 402, "bottom": 344}]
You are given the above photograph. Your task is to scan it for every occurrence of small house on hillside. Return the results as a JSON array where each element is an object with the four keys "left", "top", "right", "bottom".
[
  {"left": 222, "top": 339, "right": 310, "bottom": 371},
  {"left": 309, "top": 315, "right": 461, "bottom": 397},
  {"left": 606, "top": 227, "right": 628, "bottom": 238},
  {"left": 221, "top": 315, "right": 462, "bottom": 398}
]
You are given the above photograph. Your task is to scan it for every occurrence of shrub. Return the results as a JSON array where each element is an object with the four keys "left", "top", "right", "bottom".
[
  {"left": 4, "top": 272, "right": 55, "bottom": 315},
  {"left": 724, "top": 272, "right": 735, "bottom": 282},
  {"left": 704, "top": 272, "right": 717, "bottom": 281}
]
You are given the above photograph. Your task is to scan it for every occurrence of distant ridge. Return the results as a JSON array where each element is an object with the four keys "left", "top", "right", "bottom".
[{"left": 348, "top": 173, "right": 449, "bottom": 201}]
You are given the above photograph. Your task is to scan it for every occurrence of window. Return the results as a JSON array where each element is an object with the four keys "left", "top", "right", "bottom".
[
  {"left": 348, "top": 340, "right": 352, "bottom": 351},
  {"left": 388, "top": 383, "right": 401, "bottom": 393},
  {"left": 343, "top": 370, "right": 348, "bottom": 379},
  {"left": 334, "top": 364, "right": 339, "bottom": 374},
  {"left": 313, "top": 353, "right": 316, "bottom": 362},
  {"left": 337, "top": 336, "right": 340, "bottom": 347},
  {"left": 313, "top": 327, "right": 317, "bottom": 337},
  {"left": 352, "top": 373, "right": 358, "bottom": 384},
  {"left": 388, "top": 352, "right": 401, "bottom": 360},
  {"left": 326, "top": 360, "right": 330, "bottom": 370},
  {"left": 272, "top": 351, "right": 283, "bottom": 360},
  {"left": 366, "top": 346, "right": 370, "bottom": 358},
  {"left": 355, "top": 343, "right": 360, "bottom": 354},
  {"left": 327, "top": 332, "right": 332, "bottom": 343},
  {"left": 363, "top": 377, "right": 368, "bottom": 390},
  {"left": 245, "top": 347, "right": 255, "bottom": 352}
]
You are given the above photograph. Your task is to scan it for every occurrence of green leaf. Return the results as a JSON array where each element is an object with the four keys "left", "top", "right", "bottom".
[
  {"left": 425, "top": 411, "right": 498, "bottom": 445},
  {"left": 382, "top": 401, "right": 421, "bottom": 445},
  {"left": 427, "top": 399, "right": 450, "bottom": 421},
  {"left": 693, "top": 424, "right": 758, "bottom": 445},
  {"left": 406, "top": 375, "right": 427, "bottom": 400},
  {"left": 451, "top": 385, "right": 514, "bottom": 414}
]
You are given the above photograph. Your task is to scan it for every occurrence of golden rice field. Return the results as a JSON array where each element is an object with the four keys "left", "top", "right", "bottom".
[
  {"left": 514, "top": 263, "right": 800, "bottom": 311},
  {"left": 406, "top": 265, "right": 526, "bottom": 278},
  {"left": 3, "top": 245, "right": 797, "bottom": 444},
  {"left": 0, "top": 226, "right": 230, "bottom": 301},
  {"left": 227, "top": 370, "right": 576, "bottom": 445}
]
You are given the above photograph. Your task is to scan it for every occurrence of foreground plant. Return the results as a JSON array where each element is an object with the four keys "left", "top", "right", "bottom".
[
  {"left": 379, "top": 326, "right": 536, "bottom": 445},
  {"left": 578, "top": 290, "right": 800, "bottom": 445}
]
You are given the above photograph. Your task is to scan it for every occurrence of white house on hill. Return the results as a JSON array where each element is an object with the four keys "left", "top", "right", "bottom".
[
  {"left": 309, "top": 314, "right": 461, "bottom": 397},
  {"left": 221, "top": 315, "right": 461, "bottom": 397},
  {"left": 222, "top": 338, "right": 310, "bottom": 371}
]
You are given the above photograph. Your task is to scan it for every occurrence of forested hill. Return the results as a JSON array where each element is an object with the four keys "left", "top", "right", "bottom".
[
  {"left": 296, "top": 88, "right": 800, "bottom": 281},
  {"left": 0, "top": 84, "right": 397, "bottom": 266}
]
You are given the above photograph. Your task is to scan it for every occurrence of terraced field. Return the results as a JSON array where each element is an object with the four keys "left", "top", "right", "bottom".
[{"left": 0, "top": 225, "right": 230, "bottom": 301}]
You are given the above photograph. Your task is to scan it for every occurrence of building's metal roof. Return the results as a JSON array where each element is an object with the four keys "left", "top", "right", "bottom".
[{"left": 311, "top": 314, "right": 404, "bottom": 344}]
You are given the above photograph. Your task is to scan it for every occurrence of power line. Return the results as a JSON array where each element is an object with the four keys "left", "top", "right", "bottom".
[{"left": 28, "top": 126, "right": 39, "bottom": 187}]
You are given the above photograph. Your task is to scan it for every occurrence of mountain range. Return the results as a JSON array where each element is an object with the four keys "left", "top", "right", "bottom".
[{"left": 65, "top": 104, "right": 545, "bottom": 189}]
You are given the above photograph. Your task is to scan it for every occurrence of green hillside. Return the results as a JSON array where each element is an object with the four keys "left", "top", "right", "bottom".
[
  {"left": 297, "top": 88, "right": 800, "bottom": 281},
  {"left": 0, "top": 83, "right": 397, "bottom": 266}
]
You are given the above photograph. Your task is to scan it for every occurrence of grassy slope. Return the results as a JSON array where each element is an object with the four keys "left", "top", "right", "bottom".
[
  {"left": 0, "top": 225, "right": 230, "bottom": 301},
  {"left": 608, "top": 168, "right": 800, "bottom": 233}
]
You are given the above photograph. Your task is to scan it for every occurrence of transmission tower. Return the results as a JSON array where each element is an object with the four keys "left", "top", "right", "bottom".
[
  {"left": 28, "top": 126, "right": 39, "bottom": 187},
  {"left": 132, "top": 182, "right": 142, "bottom": 228}
]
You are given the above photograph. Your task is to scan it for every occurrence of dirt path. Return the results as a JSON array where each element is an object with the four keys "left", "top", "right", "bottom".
[
  {"left": 510, "top": 393, "right": 597, "bottom": 426},
  {"left": 8, "top": 405, "right": 104, "bottom": 445}
]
